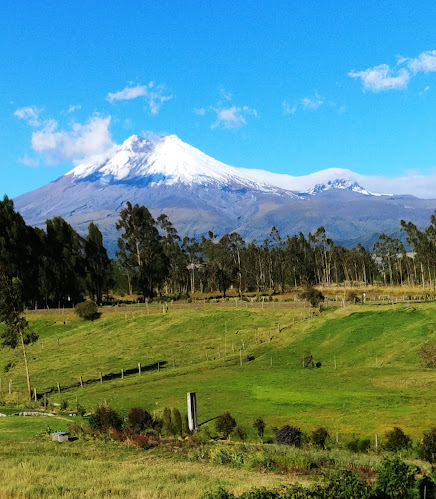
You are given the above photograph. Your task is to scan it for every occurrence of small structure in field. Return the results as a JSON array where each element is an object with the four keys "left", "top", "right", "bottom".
[{"left": 51, "top": 432, "right": 69, "bottom": 442}]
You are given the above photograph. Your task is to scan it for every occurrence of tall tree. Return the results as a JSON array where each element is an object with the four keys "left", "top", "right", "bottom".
[
  {"left": 116, "top": 202, "right": 168, "bottom": 298},
  {"left": 0, "top": 270, "right": 38, "bottom": 400},
  {"left": 84, "top": 222, "right": 111, "bottom": 304}
]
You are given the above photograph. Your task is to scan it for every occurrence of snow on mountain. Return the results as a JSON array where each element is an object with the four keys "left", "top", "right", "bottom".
[
  {"left": 308, "top": 179, "right": 370, "bottom": 195},
  {"left": 69, "top": 134, "right": 289, "bottom": 194}
]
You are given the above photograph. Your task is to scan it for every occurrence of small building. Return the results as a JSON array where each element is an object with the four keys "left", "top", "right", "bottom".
[{"left": 51, "top": 432, "right": 69, "bottom": 442}]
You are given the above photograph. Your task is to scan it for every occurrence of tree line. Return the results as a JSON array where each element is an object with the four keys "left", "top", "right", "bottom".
[{"left": 1, "top": 196, "right": 436, "bottom": 306}]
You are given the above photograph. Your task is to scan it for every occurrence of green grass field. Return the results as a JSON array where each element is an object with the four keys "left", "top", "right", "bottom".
[{"left": 0, "top": 300, "right": 435, "bottom": 497}]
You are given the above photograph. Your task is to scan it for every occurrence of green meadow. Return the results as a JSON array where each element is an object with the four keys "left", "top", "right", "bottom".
[{"left": 1, "top": 300, "right": 435, "bottom": 439}]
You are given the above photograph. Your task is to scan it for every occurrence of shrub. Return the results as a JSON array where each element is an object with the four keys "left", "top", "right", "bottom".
[
  {"left": 233, "top": 425, "right": 247, "bottom": 441},
  {"left": 346, "top": 290, "right": 360, "bottom": 304},
  {"left": 172, "top": 408, "right": 183, "bottom": 437},
  {"left": 253, "top": 417, "right": 266, "bottom": 443},
  {"left": 74, "top": 300, "right": 100, "bottom": 321},
  {"left": 203, "top": 487, "right": 235, "bottom": 499},
  {"left": 60, "top": 399, "right": 68, "bottom": 411},
  {"left": 311, "top": 427, "right": 329, "bottom": 449},
  {"left": 376, "top": 457, "right": 416, "bottom": 498},
  {"left": 345, "top": 437, "right": 371, "bottom": 453},
  {"left": 215, "top": 412, "right": 237, "bottom": 439},
  {"left": 88, "top": 404, "right": 123, "bottom": 431},
  {"left": 163, "top": 407, "right": 173, "bottom": 436},
  {"left": 418, "top": 342, "right": 436, "bottom": 368},
  {"left": 322, "top": 469, "right": 373, "bottom": 498},
  {"left": 275, "top": 425, "right": 302, "bottom": 447},
  {"left": 127, "top": 407, "right": 153, "bottom": 433},
  {"left": 299, "top": 287, "right": 324, "bottom": 308},
  {"left": 419, "top": 427, "right": 436, "bottom": 463},
  {"left": 384, "top": 427, "right": 412, "bottom": 452},
  {"left": 303, "top": 352, "right": 315, "bottom": 368}
]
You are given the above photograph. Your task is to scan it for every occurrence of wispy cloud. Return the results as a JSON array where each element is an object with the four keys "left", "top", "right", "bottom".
[
  {"left": 14, "top": 106, "right": 42, "bottom": 126},
  {"left": 405, "top": 50, "right": 436, "bottom": 73},
  {"left": 196, "top": 90, "right": 257, "bottom": 130},
  {"left": 31, "top": 116, "right": 115, "bottom": 165},
  {"left": 107, "top": 82, "right": 173, "bottom": 115},
  {"left": 348, "top": 64, "right": 410, "bottom": 91},
  {"left": 18, "top": 155, "right": 40, "bottom": 167},
  {"left": 283, "top": 93, "right": 327, "bottom": 115},
  {"left": 67, "top": 104, "right": 81, "bottom": 113},
  {"left": 211, "top": 105, "right": 257, "bottom": 129},
  {"left": 349, "top": 49, "right": 436, "bottom": 92}
]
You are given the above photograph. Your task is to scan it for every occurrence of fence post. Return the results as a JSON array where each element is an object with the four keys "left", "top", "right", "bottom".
[
  {"left": 80, "top": 376, "right": 83, "bottom": 388},
  {"left": 57, "top": 382, "right": 61, "bottom": 393},
  {"left": 100, "top": 372, "right": 103, "bottom": 384},
  {"left": 121, "top": 368, "right": 124, "bottom": 380},
  {"left": 33, "top": 388, "right": 37, "bottom": 402},
  {"left": 138, "top": 362, "right": 141, "bottom": 375}
]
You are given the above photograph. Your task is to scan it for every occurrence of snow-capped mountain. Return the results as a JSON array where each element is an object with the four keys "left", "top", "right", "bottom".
[
  {"left": 13, "top": 134, "right": 436, "bottom": 254},
  {"left": 69, "top": 134, "right": 287, "bottom": 194},
  {"left": 308, "top": 179, "right": 370, "bottom": 195}
]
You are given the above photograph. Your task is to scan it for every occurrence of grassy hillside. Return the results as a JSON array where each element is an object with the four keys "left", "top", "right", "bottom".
[{"left": 1, "top": 300, "right": 436, "bottom": 440}]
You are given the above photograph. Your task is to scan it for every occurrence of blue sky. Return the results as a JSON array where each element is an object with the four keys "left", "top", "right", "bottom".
[{"left": 1, "top": 0, "right": 436, "bottom": 198}]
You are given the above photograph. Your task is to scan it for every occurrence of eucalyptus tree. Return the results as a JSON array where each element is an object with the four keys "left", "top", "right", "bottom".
[
  {"left": 116, "top": 202, "right": 168, "bottom": 298},
  {"left": 84, "top": 222, "right": 111, "bottom": 304}
]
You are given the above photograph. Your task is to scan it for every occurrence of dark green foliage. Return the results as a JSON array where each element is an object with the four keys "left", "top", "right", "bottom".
[
  {"left": 203, "top": 487, "right": 235, "bottom": 499},
  {"left": 172, "top": 407, "right": 183, "bottom": 437},
  {"left": 60, "top": 400, "right": 68, "bottom": 411},
  {"left": 88, "top": 404, "right": 123, "bottom": 431},
  {"left": 303, "top": 352, "right": 316, "bottom": 368},
  {"left": 321, "top": 469, "right": 374, "bottom": 498},
  {"left": 419, "top": 428, "right": 436, "bottom": 462},
  {"left": 384, "top": 427, "right": 412, "bottom": 452},
  {"left": 275, "top": 425, "right": 302, "bottom": 447},
  {"left": 311, "top": 427, "right": 329, "bottom": 449},
  {"left": 418, "top": 475, "right": 436, "bottom": 499},
  {"left": 253, "top": 417, "right": 266, "bottom": 443},
  {"left": 74, "top": 300, "right": 100, "bottom": 321},
  {"left": 345, "top": 436, "right": 371, "bottom": 453},
  {"left": 233, "top": 426, "right": 247, "bottom": 441},
  {"left": 215, "top": 412, "right": 237, "bottom": 439},
  {"left": 418, "top": 342, "right": 436, "bottom": 368},
  {"left": 376, "top": 457, "right": 416, "bottom": 498},
  {"left": 127, "top": 408, "right": 153, "bottom": 432},
  {"left": 163, "top": 407, "right": 172, "bottom": 436},
  {"left": 299, "top": 286, "right": 325, "bottom": 308}
]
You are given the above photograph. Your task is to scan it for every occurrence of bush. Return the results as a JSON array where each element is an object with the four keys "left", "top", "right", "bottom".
[
  {"left": 299, "top": 287, "right": 324, "bottom": 308},
  {"left": 345, "top": 437, "right": 371, "bottom": 453},
  {"left": 419, "top": 427, "right": 436, "bottom": 463},
  {"left": 233, "top": 425, "right": 247, "bottom": 441},
  {"left": 418, "top": 342, "right": 436, "bottom": 368},
  {"left": 172, "top": 408, "right": 183, "bottom": 437},
  {"left": 74, "top": 300, "right": 100, "bottom": 321},
  {"left": 376, "top": 457, "right": 416, "bottom": 498},
  {"left": 127, "top": 407, "right": 153, "bottom": 433},
  {"left": 384, "top": 427, "right": 412, "bottom": 453},
  {"left": 163, "top": 407, "right": 173, "bottom": 436},
  {"left": 253, "top": 417, "right": 266, "bottom": 443},
  {"left": 60, "top": 399, "right": 68, "bottom": 411},
  {"left": 215, "top": 412, "right": 237, "bottom": 439},
  {"left": 275, "top": 425, "right": 302, "bottom": 447},
  {"left": 311, "top": 427, "right": 329, "bottom": 449},
  {"left": 203, "top": 487, "right": 235, "bottom": 499},
  {"left": 321, "top": 469, "right": 373, "bottom": 498},
  {"left": 345, "top": 291, "right": 360, "bottom": 304},
  {"left": 88, "top": 404, "right": 123, "bottom": 431}
]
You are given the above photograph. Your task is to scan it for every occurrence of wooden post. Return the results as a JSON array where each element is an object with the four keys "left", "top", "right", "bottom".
[
  {"left": 277, "top": 322, "right": 280, "bottom": 334},
  {"left": 43, "top": 393, "right": 47, "bottom": 409},
  {"left": 57, "top": 382, "right": 61, "bottom": 393},
  {"left": 100, "top": 372, "right": 103, "bottom": 384},
  {"left": 187, "top": 392, "right": 198, "bottom": 432},
  {"left": 80, "top": 376, "right": 83, "bottom": 388},
  {"left": 375, "top": 433, "right": 378, "bottom": 451},
  {"left": 336, "top": 430, "right": 339, "bottom": 445},
  {"left": 158, "top": 361, "right": 160, "bottom": 372},
  {"left": 33, "top": 388, "right": 37, "bottom": 402},
  {"left": 138, "top": 362, "right": 141, "bottom": 375},
  {"left": 121, "top": 368, "right": 124, "bottom": 380}
]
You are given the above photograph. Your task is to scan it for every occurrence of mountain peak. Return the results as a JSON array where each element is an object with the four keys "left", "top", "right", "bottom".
[{"left": 308, "top": 178, "right": 370, "bottom": 195}]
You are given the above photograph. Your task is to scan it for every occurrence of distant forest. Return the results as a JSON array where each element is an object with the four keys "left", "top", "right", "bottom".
[{"left": 1, "top": 196, "right": 436, "bottom": 307}]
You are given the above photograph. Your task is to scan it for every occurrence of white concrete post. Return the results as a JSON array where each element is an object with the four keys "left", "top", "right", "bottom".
[{"left": 187, "top": 392, "right": 197, "bottom": 432}]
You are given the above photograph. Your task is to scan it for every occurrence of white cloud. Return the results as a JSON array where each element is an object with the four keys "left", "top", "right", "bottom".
[
  {"left": 67, "top": 104, "right": 81, "bottom": 113},
  {"left": 107, "top": 82, "right": 173, "bottom": 115},
  {"left": 406, "top": 50, "right": 436, "bottom": 73},
  {"left": 211, "top": 105, "right": 258, "bottom": 129},
  {"left": 282, "top": 100, "right": 297, "bottom": 115},
  {"left": 348, "top": 64, "right": 410, "bottom": 91},
  {"left": 18, "top": 155, "right": 40, "bottom": 167},
  {"left": 194, "top": 107, "right": 206, "bottom": 116},
  {"left": 31, "top": 116, "right": 115, "bottom": 165},
  {"left": 301, "top": 93, "right": 324, "bottom": 110},
  {"left": 14, "top": 106, "right": 42, "bottom": 126}
]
